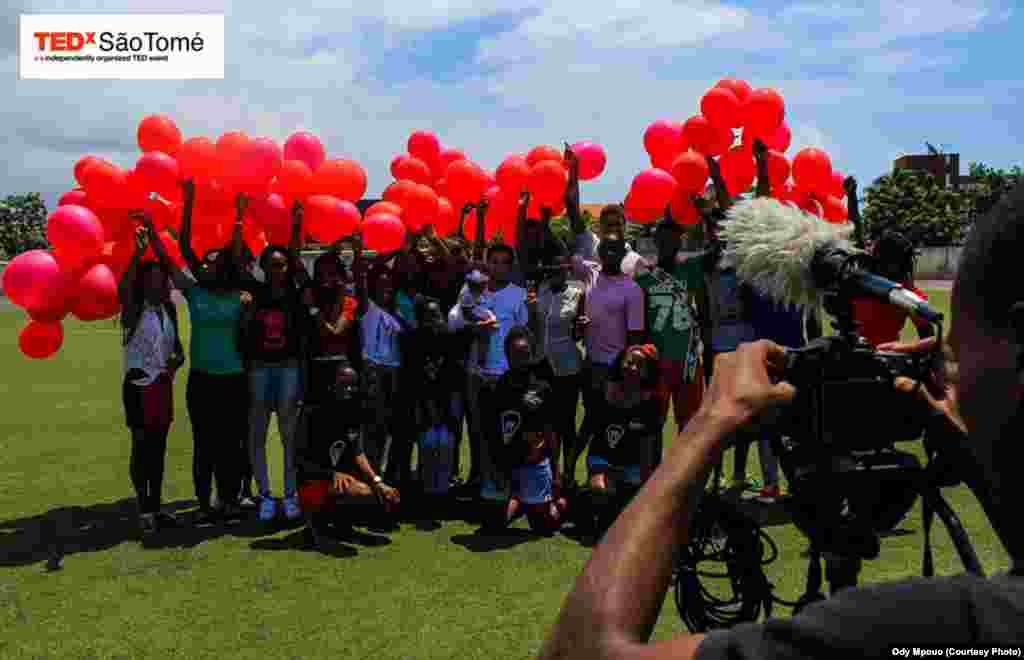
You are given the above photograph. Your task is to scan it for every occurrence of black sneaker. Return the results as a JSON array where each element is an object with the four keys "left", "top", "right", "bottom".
[
  {"left": 46, "top": 553, "right": 64, "bottom": 571},
  {"left": 139, "top": 513, "right": 157, "bottom": 535},
  {"left": 193, "top": 508, "right": 218, "bottom": 528},
  {"left": 220, "top": 504, "right": 245, "bottom": 524}
]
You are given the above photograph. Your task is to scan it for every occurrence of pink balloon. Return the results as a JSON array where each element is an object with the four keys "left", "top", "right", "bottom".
[
  {"left": 240, "top": 137, "right": 283, "bottom": 185},
  {"left": 134, "top": 151, "right": 180, "bottom": 198},
  {"left": 572, "top": 141, "right": 607, "bottom": 181},
  {"left": 19, "top": 320, "right": 64, "bottom": 359},
  {"left": 59, "top": 189, "right": 88, "bottom": 207},
  {"left": 630, "top": 168, "right": 677, "bottom": 211},
  {"left": 70, "top": 263, "right": 120, "bottom": 321},
  {"left": 408, "top": 131, "right": 441, "bottom": 166},
  {"left": 283, "top": 132, "right": 326, "bottom": 172},
  {"left": 47, "top": 205, "right": 104, "bottom": 271},
  {"left": 2, "top": 250, "right": 66, "bottom": 311},
  {"left": 644, "top": 120, "right": 684, "bottom": 159},
  {"left": 362, "top": 213, "right": 406, "bottom": 253}
]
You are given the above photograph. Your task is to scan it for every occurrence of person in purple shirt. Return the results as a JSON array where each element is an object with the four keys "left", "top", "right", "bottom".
[{"left": 570, "top": 232, "right": 647, "bottom": 484}]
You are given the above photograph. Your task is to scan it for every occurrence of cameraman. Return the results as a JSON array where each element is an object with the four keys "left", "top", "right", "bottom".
[{"left": 537, "top": 184, "right": 1024, "bottom": 658}]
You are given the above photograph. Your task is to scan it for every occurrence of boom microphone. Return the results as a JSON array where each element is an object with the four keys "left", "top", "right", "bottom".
[{"left": 717, "top": 198, "right": 943, "bottom": 323}]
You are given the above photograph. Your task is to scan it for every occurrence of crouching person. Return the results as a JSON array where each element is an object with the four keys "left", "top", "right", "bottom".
[
  {"left": 485, "top": 326, "right": 568, "bottom": 534},
  {"left": 586, "top": 344, "right": 662, "bottom": 538},
  {"left": 296, "top": 365, "right": 400, "bottom": 548}
]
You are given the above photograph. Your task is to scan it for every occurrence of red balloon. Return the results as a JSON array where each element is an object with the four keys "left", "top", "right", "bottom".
[
  {"left": 446, "top": 160, "right": 488, "bottom": 206},
  {"left": 276, "top": 159, "right": 314, "bottom": 199},
  {"left": 283, "top": 132, "right": 326, "bottom": 173},
  {"left": 707, "top": 125, "right": 735, "bottom": 158},
  {"left": 643, "top": 120, "right": 684, "bottom": 159},
  {"left": 404, "top": 184, "right": 439, "bottom": 231},
  {"left": 74, "top": 156, "right": 101, "bottom": 187},
  {"left": 59, "top": 189, "right": 88, "bottom": 207},
  {"left": 362, "top": 213, "right": 406, "bottom": 253},
  {"left": 4, "top": 250, "right": 67, "bottom": 312},
  {"left": 252, "top": 193, "right": 288, "bottom": 231},
  {"left": 650, "top": 149, "right": 681, "bottom": 172},
  {"left": 715, "top": 78, "right": 753, "bottom": 104},
  {"left": 137, "top": 115, "right": 182, "bottom": 156},
  {"left": 243, "top": 225, "right": 269, "bottom": 259},
  {"left": 435, "top": 197, "right": 458, "bottom": 237},
  {"left": 72, "top": 263, "right": 121, "bottom": 321},
  {"left": 434, "top": 177, "right": 449, "bottom": 199},
  {"left": 239, "top": 137, "right": 283, "bottom": 188},
  {"left": 742, "top": 121, "right": 792, "bottom": 154},
  {"left": 365, "top": 201, "right": 403, "bottom": 220},
  {"left": 822, "top": 195, "right": 847, "bottom": 223},
  {"left": 792, "top": 148, "right": 833, "bottom": 193},
  {"left": 496, "top": 155, "right": 531, "bottom": 194},
  {"left": 134, "top": 151, "right": 180, "bottom": 199},
  {"left": 215, "top": 131, "right": 249, "bottom": 185},
  {"left": 526, "top": 145, "right": 562, "bottom": 168},
  {"left": 743, "top": 88, "right": 786, "bottom": 137},
  {"left": 392, "top": 155, "right": 432, "bottom": 186},
  {"left": 624, "top": 194, "right": 662, "bottom": 225},
  {"left": 383, "top": 180, "right": 419, "bottom": 209},
  {"left": 682, "top": 116, "right": 718, "bottom": 156},
  {"left": 305, "top": 195, "right": 360, "bottom": 244},
  {"left": 439, "top": 148, "right": 467, "bottom": 170},
  {"left": 720, "top": 147, "right": 757, "bottom": 197},
  {"left": 766, "top": 150, "right": 791, "bottom": 185},
  {"left": 571, "top": 141, "right": 607, "bottom": 181},
  {"left": 701, "top": 87, "right": 742, "bottom": 130},
  {"left": 630, "top": 168, "right": 677, "bottom": 211},
  {"left": 669, "top": 188, "right": 700, "bottom": 226},
  {"left": 177, "top": 137, "right": 218, "bottom": 181},
  {"left": 527, "top": 161, "right": 568, "bottom": 206},
  {"left": 81, "top": 161, "right": 128, "bottom": 207},
  {"left": 408, "top": 131, "right": 441, "bottom": 166},
  {"left": 829, "top": 171, "right": 846, "bottom": 198},
  {"left": 463, "top": 208, "right": 498, "bottom": 242},
  {"left": 799, "top": 196, "right": 824, "bottom": 218},
  {"left": 671, "top": 150, "right": 709, "bottom": 193},
  {"left": 312, "top": 159, "right": 367, "bottom": 203},
  {"left": 47, "top": 205, "right": 104, "bottom": 272},
  {"left": 19, "top": 320, "right": 64, "bottom": 359}
]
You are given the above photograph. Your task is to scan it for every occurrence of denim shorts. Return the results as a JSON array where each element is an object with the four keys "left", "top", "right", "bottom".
[
  {"left": 248, "top": 362, "right": 302, "bottom": 409},
  {"left": 513, "top": 459, "right": 554, "bottom": 505}
]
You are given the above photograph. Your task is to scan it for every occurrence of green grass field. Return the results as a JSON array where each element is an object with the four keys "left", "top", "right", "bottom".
[{"left": 0, "top": 289, "right": 1011, "bottom": 659}]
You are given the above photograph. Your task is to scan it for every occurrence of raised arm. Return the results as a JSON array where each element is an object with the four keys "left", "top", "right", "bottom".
[
  {"left": 564, "top": 143, "right": 584, "bottom": 235},
  {"left": 289, "top": 201, "right": 311, "bottom": 290},
  {"left": 706, "top": 155, "right": 733, "bottom": 210},
  {"left": 845, "top": 176, "right": 865, "bottom": 250},
  {"left": 117, "top": 227, "right": 147, "bottom": 324},
  {"left": 457, "top": 201, "right": 474, "bottom": 240},
  {"left": 231, "top": 194, "right": 245, "bottom": 269},
  {"left": 178, "top": 179, "right": 202, "bottom": 273},
  {"left": 131, "top": 210, "right": 196, "bottom": 291},
  {"left": 753, "top": 139, "right": 771, "bottom": 198}
]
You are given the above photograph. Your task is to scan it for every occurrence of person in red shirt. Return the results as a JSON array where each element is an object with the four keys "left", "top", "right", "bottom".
[{"left": 851, "top": 229, "right": 934, "bottom": 346}]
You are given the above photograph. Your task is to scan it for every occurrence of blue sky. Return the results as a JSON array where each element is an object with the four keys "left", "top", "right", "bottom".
[{"left": 3, "top": 0, "right": 1022, "bottom": 211}]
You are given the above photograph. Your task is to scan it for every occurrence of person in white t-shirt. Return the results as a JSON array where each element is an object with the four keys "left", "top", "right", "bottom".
[{"left": 448, "top": 243, "right": 529, "bottom": 501}]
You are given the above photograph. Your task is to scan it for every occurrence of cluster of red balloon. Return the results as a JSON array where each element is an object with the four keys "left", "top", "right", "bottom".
[
  {"left": 628, "top": 78, "right": 848, "bottom": 226},
  {"left": 5, "top": 114, "right": 372, "bottom": 359}
]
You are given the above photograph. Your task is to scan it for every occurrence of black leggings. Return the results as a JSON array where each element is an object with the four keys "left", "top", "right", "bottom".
[
  {"left": 130, "top": 427, "right": 169, "bottom": 514},
  {"left": 550, "top": 371, "right": 582, "bottom": 479},
  {"left": 187, "top": 370, "right": 248, "bottom": 509}
]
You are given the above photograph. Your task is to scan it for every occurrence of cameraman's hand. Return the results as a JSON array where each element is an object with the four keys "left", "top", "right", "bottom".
[
  {"left": 879, "top": 336, "right": 967, "bottom": 435},
  {"left": 698, "top": 340, "right": 796, "bottom": 432}
]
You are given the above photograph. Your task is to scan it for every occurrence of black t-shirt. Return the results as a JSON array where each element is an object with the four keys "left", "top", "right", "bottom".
[
  {"left": 404, "top": 328, "right": 461, "bottom": 395},
  {"left": 296, "top": 399, "right": 365, "bottom": 482},
  {"left": 697, "top": 572, "right": 1024, "bottom": 659},
  {"left": 589, "top": 394, "right": 661, "bottom": 468},
  {"left": 491, "top": 366, "right": 554, "bottom": 468},
  {"left": 244, "top": 284, "right": 307, "bottom": 363}
]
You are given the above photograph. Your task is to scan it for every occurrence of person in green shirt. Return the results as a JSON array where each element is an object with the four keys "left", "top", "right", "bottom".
[
  {"left": 633, "top": 214, "right": 706, "bottom": 469},
  {"left": 149, "top": 180, "right": 251, "bottom": 527}
]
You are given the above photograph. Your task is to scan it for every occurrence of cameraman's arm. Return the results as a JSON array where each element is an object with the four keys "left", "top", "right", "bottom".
[{"left": 537, "top": 411, "right": 734, "bottom": 660}]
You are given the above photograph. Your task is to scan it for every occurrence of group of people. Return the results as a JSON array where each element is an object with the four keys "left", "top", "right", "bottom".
[{"left": 116, "top": 140, "right": 932, "bottom": 549}]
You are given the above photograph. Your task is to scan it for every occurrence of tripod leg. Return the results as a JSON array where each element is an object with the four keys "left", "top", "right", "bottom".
[
  {"left": 825, "top": 554, "right": 861, "bottom": 595},
  {"left": 929, "top": 488, "right": 985, "bottom": 576}
]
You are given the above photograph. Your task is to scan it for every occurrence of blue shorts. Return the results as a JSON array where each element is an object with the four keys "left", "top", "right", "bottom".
[
  {"left": 249, "top": 363, "right": 302, "bottom": 409},
  {"left": 418, "top": 425, "right": 453, "bottom": 495},
  {"left": 512, "top": 459, "right": 553, "bottom": 505},
  {"left": 587, "top": 456, "right": 643, "bottom": 486}
]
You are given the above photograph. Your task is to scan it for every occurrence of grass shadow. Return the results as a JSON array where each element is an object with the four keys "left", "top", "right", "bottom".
[
  {"left": 450, "top": 526, "right": 541, "bottom": 552},
  {"left": 0, "top": 498, "right": 198, "bottom": 568},
  {"left": 249, "top": 528, "right": 359, "bottom": 559}
]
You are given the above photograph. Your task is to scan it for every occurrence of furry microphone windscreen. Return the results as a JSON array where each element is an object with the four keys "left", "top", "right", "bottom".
[{"left": 718, "top": 197, "right": 856, "bottom": 309}]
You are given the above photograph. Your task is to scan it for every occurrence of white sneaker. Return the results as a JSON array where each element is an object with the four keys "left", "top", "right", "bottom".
[
  {"left": 283, "top": 496, "right": 302, "bottom": 520},
  {"left": 258, "top": 496, "right": 277, "bottom": 521}
]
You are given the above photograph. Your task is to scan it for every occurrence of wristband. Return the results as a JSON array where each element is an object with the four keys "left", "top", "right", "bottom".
[{"left": 372, "top": 475, "right": 383, "bottom": 485}]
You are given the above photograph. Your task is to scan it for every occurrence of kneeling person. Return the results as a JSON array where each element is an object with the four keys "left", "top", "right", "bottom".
[
  {"left": 296, "top": 365, "right": 400, "bottom": 545},
  {"left": 587, "top": 344, "right": 662, "bottom": 536},
  {"left": 487, "top": 326, "right": 568, "bottom": 534}
]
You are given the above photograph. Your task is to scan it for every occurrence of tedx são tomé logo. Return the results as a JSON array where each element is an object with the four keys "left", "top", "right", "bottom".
[{"left": 31, "top": 30, "right": 206, "bottom": 61}]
